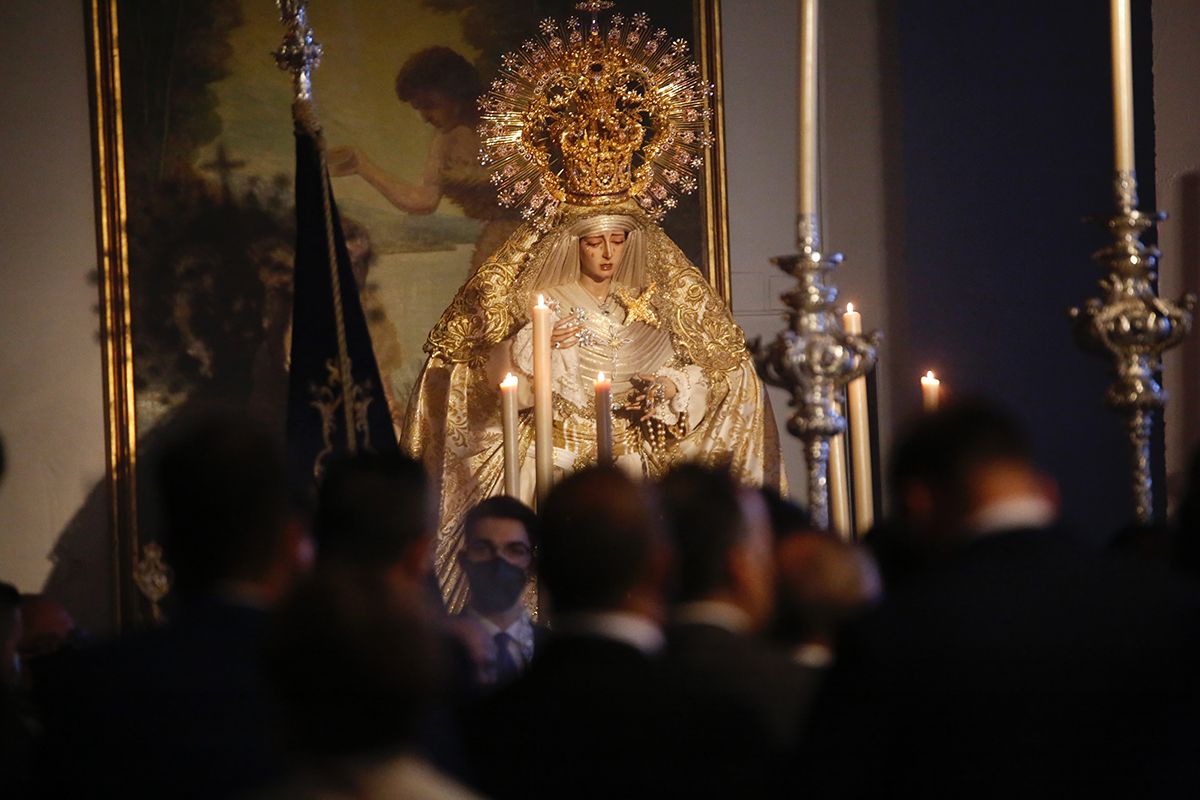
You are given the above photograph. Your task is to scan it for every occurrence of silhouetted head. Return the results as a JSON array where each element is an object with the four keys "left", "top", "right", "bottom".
[
  {"left": 774, "top": 532, "right": 881, "bottom": 647},
  {"left": 154, "top": 411, "right": 291, "bottom": 603},
  {"left": 17, "top": 594, "right": 75, "bottom": 661},
  {"left": 315, "top": 452, "right": 434, "bottom": 581},
  {"left": 539, "top": 467, "right": 668, "bottom": 618},
  {"left": 889, "top": 398, "right": 1052, "bottom": 542},
  {"left": 659, "top": 464, "right": 776, "bottom": 628}
]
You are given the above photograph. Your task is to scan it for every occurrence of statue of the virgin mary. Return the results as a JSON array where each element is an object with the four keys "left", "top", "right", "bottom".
[{"left": 401, "top": 9, "right": 785, "bottom": 610}]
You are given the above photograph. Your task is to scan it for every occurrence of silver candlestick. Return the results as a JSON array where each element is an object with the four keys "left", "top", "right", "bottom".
[
  {"left": 1069, "top": 172, "right": 1195, "bottom": 524},
  {"left": 755, "top": 222, "right": 880, "bottom": 531}
]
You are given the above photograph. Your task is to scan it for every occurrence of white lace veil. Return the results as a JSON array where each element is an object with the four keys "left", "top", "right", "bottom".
[{"left": 527, "top": 214, "right": 647, "bottom": 291}]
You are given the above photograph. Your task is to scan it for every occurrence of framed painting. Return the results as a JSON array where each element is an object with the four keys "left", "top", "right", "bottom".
[{"left": 87, "top": 0, "right": 730, "bottom": 627}]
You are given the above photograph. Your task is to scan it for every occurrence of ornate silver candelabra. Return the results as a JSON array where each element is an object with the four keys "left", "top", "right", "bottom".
[
  {"left": 1069, "top": 173, "right": 1195, "bottom": 524},
  {"left": 755, "top": 221, "right": 880, "bottom": 531}
]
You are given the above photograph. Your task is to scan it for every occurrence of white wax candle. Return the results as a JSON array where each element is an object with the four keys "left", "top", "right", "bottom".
[
  {"left": 921, "top": 370, "right": 941, "bottom": 412},
  {"left": 532, "top": 295, "right": 554, "bottom": 506},
  {"left": 594, "top": 371, "right": 613, "bottom": 467},
  {"left": 500, "top": 372, "right": 520, "bottom": 497},
  {"left": 842, "top": 304, "right": 874, "bottom": 534},
  {"left": 798, "top": 0, "right": 819, "bottom": 218},
  {"left": 1110, "top": 0, "right": 1135, "bottom": 174},
  {"left": 828, "top": 431, "right": 851, "bottom": 541}
]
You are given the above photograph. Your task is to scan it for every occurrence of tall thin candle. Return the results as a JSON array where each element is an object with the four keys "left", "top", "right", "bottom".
[
  {"left": 1110, "top": 0, "right": 1135, "bottom": 175},
  {"left": 500, "top": 372, "right": 520, "bottom": 497},
  {"left": 797, "top": 0, "right": 819, "bottom": 220},
  {"left": 532, "top": 295, "right": 554, "bottom": 505},
  {"left": 595, "top": 371, "right": 613, "bottom": 467},
  {"left": 828, "top": 431, "right": 851, "bottom": 540},
  {"left": 842, "top": 304, "right": 874, "bottom": 534}
]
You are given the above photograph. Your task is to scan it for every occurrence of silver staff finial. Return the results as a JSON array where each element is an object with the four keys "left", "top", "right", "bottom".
[{"left": 274, "top": 0, "right": 323, "bottom": 104}]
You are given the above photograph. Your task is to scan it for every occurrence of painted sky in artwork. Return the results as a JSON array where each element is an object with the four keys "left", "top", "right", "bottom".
[
  {"left": 191, "top": 1, "right": 492, "bottom": 406},
  {"left": 196, "top": 1, "right": 479, "bottom": 225}
]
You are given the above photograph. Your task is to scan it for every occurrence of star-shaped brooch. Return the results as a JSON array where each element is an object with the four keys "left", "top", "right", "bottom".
[{"left": 614, "top": 283, "right": 661, "bottom": 328}]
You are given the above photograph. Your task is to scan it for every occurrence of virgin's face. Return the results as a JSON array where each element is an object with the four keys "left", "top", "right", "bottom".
[{"left": 578, "top": 230, "right": 628, "bottom": 284}]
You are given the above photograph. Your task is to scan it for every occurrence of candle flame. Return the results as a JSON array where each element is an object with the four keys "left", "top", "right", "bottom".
[
  {"left": 846, "top": 302, "right": 855, "bottom": 313},
  {"left": 596, "top": 371, "right": 606, "bottom": 382},
  {"left": 923, "top": 370, "right": 938, "bottom": 382},
  {"left": 500, "top": 372, "right": 518, "bottom": 388},
  {"left": 536, "top": 293, "right": 546, "bottom": 307}
]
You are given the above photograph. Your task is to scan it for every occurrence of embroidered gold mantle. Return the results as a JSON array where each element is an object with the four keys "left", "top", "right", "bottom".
[{"left": 403, "top": 202, "right": 784, "bottom": 611}]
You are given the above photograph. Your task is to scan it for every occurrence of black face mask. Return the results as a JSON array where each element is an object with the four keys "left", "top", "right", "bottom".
[{"left": 464, "top": 558, "right": 528, "bottom": 614}]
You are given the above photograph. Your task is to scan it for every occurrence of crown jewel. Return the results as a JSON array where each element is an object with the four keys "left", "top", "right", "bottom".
[{"left": 479, "top": 9, "right": 714, "bottom": 229}]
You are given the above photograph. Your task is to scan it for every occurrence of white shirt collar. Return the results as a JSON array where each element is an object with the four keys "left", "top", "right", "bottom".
[
  {"left": 791, "top": 642, "right": 835, "bottom": 669},
  {"left": 967, "top": 493, "right": 1057, "bottom": 535},
  {"left": 552, "top": 611, "right": 665, "bottom": 656},
  {"left": 466, "top": 608, "right": 536, "bottom": 660},
  {"left": 672, "top": 600, "right": 753, "bottom": 634}
]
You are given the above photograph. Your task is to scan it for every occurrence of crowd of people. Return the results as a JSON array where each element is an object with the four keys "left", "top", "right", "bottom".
[{"left": 4, "top": 400, "right": 1200, "bottom": 798}]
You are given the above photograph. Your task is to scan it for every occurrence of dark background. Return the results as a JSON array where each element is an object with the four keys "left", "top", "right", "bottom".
[{"left": 881, "top": 0, "right": 1160, "bottom": 539}]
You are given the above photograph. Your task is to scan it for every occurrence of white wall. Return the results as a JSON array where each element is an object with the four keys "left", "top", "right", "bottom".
[
  {"left": 0, "top": 1, "right": 110, "bottom": 629},
  {"left": 723, "top": 0, "right": 891, "bottom": 511},
  {"left": 1153, "top": 0, "right": 1200, "bottom": 509}
]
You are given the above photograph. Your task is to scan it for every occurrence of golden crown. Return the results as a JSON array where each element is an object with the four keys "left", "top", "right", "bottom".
[{"left": 478, "top": 8, "right": 713, "bottom": 230}]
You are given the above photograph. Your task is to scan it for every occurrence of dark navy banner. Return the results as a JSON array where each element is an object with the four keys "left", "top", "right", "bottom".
[{"left": 286, "top": 129, "right": 399, "bottom": 493}]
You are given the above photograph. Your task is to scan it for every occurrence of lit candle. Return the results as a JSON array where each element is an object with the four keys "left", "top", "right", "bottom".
[
  {"left": 500, "top": 372, "right": 520, "bottom": 497},
  {"left": 1110, "top": 0, "right": 1135, "bottom": 174},
  {"left": 921, "top": 370, "right": 941, "bottom": 412},
  {"left": 828, "top": 432, "right": 851, "bottom": 540},
  {"left": 842, "top": 303, "right": 874, "bottom": 534},
  {"left": 532, "top": 295, "right": 554, "bottom": 505},
  {"left": 797, "top": 0, "right": 819, "bottom": 219},
  {"left": 595, "top": 371, "right": 613, "bottom": 467}
]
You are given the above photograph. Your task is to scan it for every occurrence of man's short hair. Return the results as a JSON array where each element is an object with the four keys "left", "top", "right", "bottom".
[
  {"left": 539, "top": 467, "right": 661, "bottom": 614},
  {"left": 315, "top": 452, "right": 432, "bottom": 566},
  {"left": 154, "top": 412, "right": 289, "bottom": 601},
  {"left": 890, "top": 399, "right": 1032, "bottom": 511},
  {"left": 394, "top": 46, "right": 482, "bottom": 108},
  {"left": 463, "top": 495, "right": 538, "bottom": 550},
  {"left": 658, "top": 464, "right": 746, "bottom": 603}
]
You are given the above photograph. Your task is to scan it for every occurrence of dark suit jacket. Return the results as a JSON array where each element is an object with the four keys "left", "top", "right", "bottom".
[
  {"left": 464, "top": 628, "right": 768, "bottom": 800},
  {"left": 39, "top": 599, "right": 283, "bottom": 799},
  {"left": 804, "top": 526, "right": 1200, "bottom": 798},
  {"left": 663, "top": 618, "right": 822, "bottom": 752}
]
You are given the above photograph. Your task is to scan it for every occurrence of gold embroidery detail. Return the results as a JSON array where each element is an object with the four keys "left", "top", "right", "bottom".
[{"left": 614, "top": 282, "right": 660, "bottom": 327}]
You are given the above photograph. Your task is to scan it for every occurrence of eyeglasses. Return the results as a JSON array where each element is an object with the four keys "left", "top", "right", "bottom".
[{"left": 464, "top": 539, "right": 533, "bottom": 563}]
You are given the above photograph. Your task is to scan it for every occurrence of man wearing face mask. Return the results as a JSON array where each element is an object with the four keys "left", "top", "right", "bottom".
[{"left": 453, "top": 497, "right": 545, "bottom": 687}]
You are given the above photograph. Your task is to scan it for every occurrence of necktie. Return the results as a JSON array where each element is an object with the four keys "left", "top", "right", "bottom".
[{"left": 494, "top": 631, "right": 520, "bottom": 684}]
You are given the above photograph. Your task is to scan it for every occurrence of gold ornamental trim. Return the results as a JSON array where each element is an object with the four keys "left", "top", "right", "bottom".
[{"left": 87, "top": 0, "right": 143, "bottom": 632}]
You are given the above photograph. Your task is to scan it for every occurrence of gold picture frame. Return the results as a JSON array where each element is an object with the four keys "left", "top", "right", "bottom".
[{"left": 87, "top": 0, "right": 730, "bottom": 629}]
